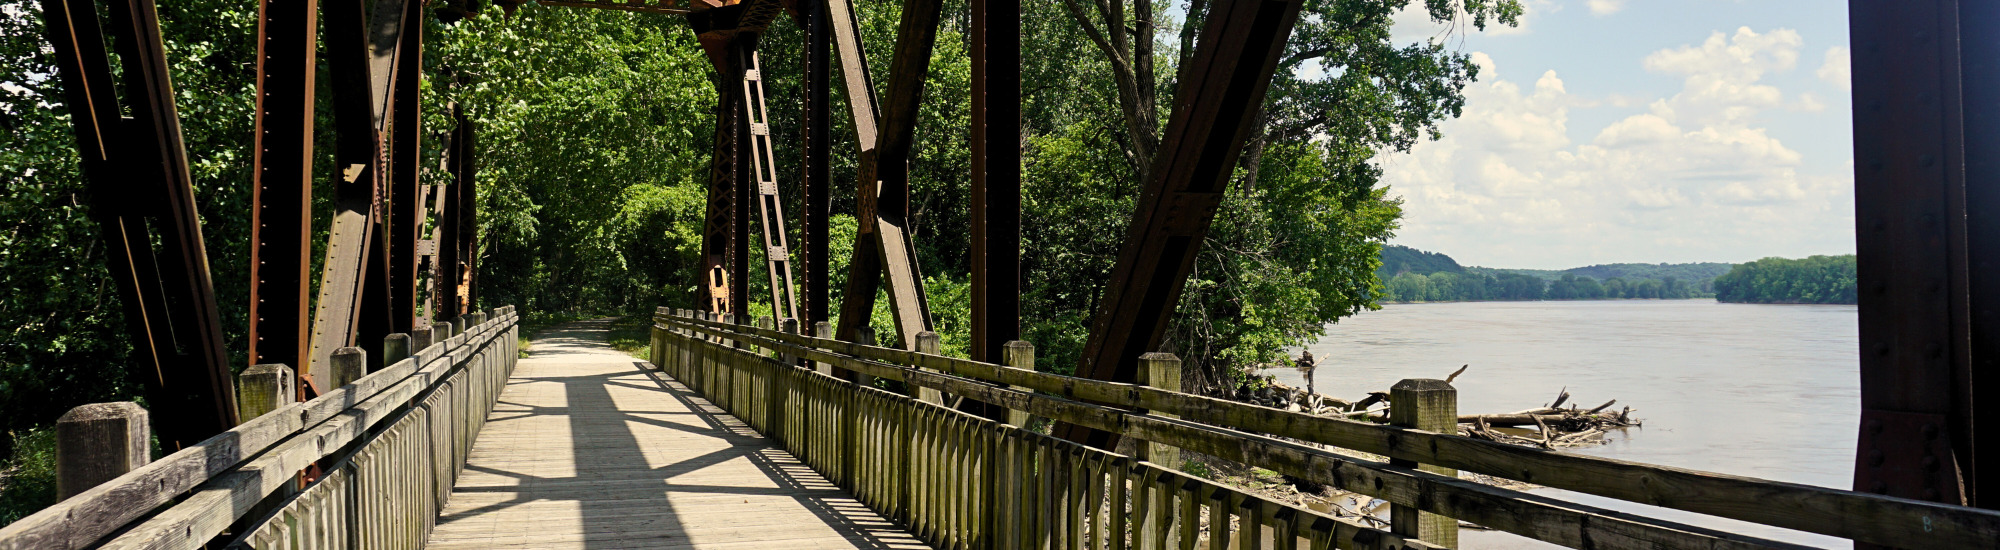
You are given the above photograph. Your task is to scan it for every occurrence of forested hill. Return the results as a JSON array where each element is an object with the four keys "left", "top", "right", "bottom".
[
  {"left": 1713, "top": 255, "right": 1857, "bottom": 304},
  {"left": 1375, "top": 245, "right": 1465, "bottom": 279},
  {"left": 1377, "top": 245, "right": 1727, "bottom": 302}
]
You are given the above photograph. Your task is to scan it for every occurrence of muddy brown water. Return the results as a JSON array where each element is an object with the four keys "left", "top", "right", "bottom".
[{"left": 1272, "top": 299, "right": 1858, "bottom": 548}]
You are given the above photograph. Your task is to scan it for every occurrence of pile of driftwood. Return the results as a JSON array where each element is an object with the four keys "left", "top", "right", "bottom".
[
  {"left": 1458, "top": 388, "right": 1641, "bottom": 449},
  {"left": 1233, "top": 366, "right": 1640, "bottom": 449}
]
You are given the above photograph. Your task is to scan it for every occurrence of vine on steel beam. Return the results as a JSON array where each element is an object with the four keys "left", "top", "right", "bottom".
[
  {"left": 248, "top": 0, "right": 319, "bottom": 381},
  {"left": 1057, "top": 0, "right": 1305, "bottom": 450},
  {"left": 834, "top": 0, "right": 941, "bottom": 350},
  {"left": 40, "top": 0, "right": 239, "bottom": 446}
]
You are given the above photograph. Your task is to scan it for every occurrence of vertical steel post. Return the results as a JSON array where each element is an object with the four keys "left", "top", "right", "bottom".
[
  {"left": 1848, "top": 0, "right": 1980, "bottom": 517},
  {"left": 967, "top": 0, "right": 1021, "bottom": 419},
  {"left": 387, "top": 0, "right": 425, "bottom": 335},
  {"left": 248, "top": 0, "right": 319, "bottom": 378},
  {"left": 800, "top": 0, "right": 832, "bottom": 329}
]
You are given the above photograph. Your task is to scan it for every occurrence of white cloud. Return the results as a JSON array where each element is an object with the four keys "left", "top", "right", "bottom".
[
  {"left": 1587, "top": 0, "right": 1625, "bottom": 15},
  {"left": 1818, "top": 46, "right": 1851, "bottom": 90},
  {"left": 1377, "top": 32, "right": 1852, "bottom": 268}
]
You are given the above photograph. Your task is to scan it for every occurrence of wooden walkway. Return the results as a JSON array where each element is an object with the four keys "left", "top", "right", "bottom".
[{"left": 427, "top": 319, "right": 930, "bottom": 549}]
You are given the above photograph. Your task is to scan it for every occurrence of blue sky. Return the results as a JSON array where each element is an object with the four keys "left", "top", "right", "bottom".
[{"left": 1371, "top": 0, "right": 1853, "bottom": 269}]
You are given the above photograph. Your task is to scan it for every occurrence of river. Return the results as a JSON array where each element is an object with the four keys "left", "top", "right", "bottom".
[{"left": 1269, "top": 299, "right": 1858, "bottom": 548}]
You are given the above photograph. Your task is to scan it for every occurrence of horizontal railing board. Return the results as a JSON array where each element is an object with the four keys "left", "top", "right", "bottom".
[
  {"left": 662, "top": 313, "right": 2000, "bottom": 549},
  {"left": 0, "top": 312, "right": 515, "bottom": 550},
  {"left": 662, "top": 316, "right": 1816, "bottom": 549}
]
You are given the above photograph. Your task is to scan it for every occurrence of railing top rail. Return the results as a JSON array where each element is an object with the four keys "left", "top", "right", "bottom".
[
  {"left": 0, "top": 306, "right": 518, "bottom": 550},
  {"left": 657, "top": 310, "right": 2000, "bottom": 549}
]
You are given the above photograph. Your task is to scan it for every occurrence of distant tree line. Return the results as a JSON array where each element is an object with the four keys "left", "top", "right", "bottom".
[
  {"left": 1713, "top": 255, "right": 1857, "bottom": 304},
  {"left": 1382, "top": 272, "right": 1698, "bottom": 302}
]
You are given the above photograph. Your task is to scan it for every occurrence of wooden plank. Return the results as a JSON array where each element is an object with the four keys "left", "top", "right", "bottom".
[{"left": 427, "top": 319, "right": 926, "bottom": 549}]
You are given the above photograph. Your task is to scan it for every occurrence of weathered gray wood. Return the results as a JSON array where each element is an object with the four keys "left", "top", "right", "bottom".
[
  {"left": 658, "top": 314, "right": 2000, "bottom": 548},
  {"left": 55, "top": 402, "right": 149, "bottom": 500},
  {"left": 1135, "top": 352, "right": 1181, "bottom": 469},
  {"left": 237, "top": 364, "right": 295, "bottom": 421},
  {"left": 329, "top": 347, "right": 365, "bottom": 388},
  {"left": 412, "top": 325, "right": 435, "bottom": 350},
  {"left": 1001, "top": 340, "right": 1034, "bottom": 428},
  {"left": 913, "top": 331, "right": 943, "bottom": 403},
  {"left": 384, "top": 333, "right": 413, "bottom": 367},
  {"left": 1389, "top": 378, "right": 1457, "bottom": 547},
  {"left": 0, "top": 311, "right": 518, "bottom": 550}
]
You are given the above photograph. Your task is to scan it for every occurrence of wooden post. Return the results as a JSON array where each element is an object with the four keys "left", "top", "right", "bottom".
[
  {"left": 781, "top": 318, "right": 800, "bottom": 367},
  {"left": 814, "top": 321, "right": 834, "bottom": 374},
  {"left": 434, "top": 321, "right": 455, "bottom": 340},
  {"left": 236, "top": 364, "right": 294, "bottom": 421},
  {"left": 1135, "top": 352, "right": 1181, "bottom": 468},
  {"left": 856, "top": 327, "right": 877, "bottom": 388},
  {"left": 411, "top": 325, "right": 434, "bottom": 350},
  {"left": 755, "top": 316, "right": 773, "bottom": 356},
  {"left": 1001, "top": 340, "right": 1034, "bottom": 427},
  {"left": 1390, "top": 378, "right": 1458, "bottom": 547},
  {"left": 329, "top": 347, "right": 366, "bottom": 389},
  {"left": 55, "top": 402, "right": 149, "bottom": 500},
  {"left": 383, "top": 333, "right": 412, "bottom": 368},
  {"left": 913, "top": 331, "right": 943, "bottom": 403}
]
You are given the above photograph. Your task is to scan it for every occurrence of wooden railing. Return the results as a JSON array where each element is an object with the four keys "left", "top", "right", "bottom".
[
  {"left": 654, "top": 309, "right": 1438, "bottom": 550},
  {"left": 652, "top": 308, "right": 2000, "bottom": 549},
  {"left": 0, "top": 306, "right": 519, "bottom": 550}
]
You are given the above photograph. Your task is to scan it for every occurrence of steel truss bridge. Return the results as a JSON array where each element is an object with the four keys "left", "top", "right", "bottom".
[{"left": 5, "top": 0, "right": 2000, "bottom": 548}]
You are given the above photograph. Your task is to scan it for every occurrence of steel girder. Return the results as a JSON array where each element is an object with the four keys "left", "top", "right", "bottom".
[
  {"left": 963, "top": 0, "right": 1021, "bottom": 419},
  {"left": 41, "top": 0, "right": 239, "bottom": 447},
  {"left": 1848, "top": 0, "right": 2000, "bottom": 514},
  {"left": 799, "top": 0, "right": 833, "bottom": 330},
  {"left": 832, "top": 0, "right": 940, "bottom": 353},
  {"left": 248, "top": 0, "right": 319, "bottom": 383},
  {"left": 1057, "top": 0, "right": 1305, "bottom": 449}
]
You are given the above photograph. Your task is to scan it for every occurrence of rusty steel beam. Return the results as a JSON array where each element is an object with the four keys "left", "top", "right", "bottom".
[
  {"left": 964, "top": 0, "right": 1021, "bottom": 418},
  {"left": 1057, "top": 0, "right": 1304, "bottom": 449},
  {"left": 387, "top": 0, "right": 424, "bottom": 336},
  {"left": 834, "top": 0, "right": 940, "bottom": 350},
  {"left": 799, "top": 0, "right": 832, "bottom": 329},
  {"left": 247, "top": 0, "right": 318, "bottom": 379},
  {"left": 311, "top": 0, "right": 410, "bottom": 386},
  {"left": 692, "top": 12, "right": 748, "bottom": 315},
  {"left": 736, "top": 48, "right": 803, "bottom": 324},
  {"left": 436, "top": 106, "right": 477, "bottom": 320},
  {"left": 1848, "top": 0, "right": 2000, "bottom": 516},
  {"left": 41, "top": 0, "right": 239, "bottom": 446}
]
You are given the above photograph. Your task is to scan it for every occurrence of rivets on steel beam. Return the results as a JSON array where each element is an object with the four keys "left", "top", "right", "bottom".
[
  {"left": 1869, "top": 448, "right": 1885, "bottom": 466},
  {"left": 1872, "top": 481, "right": 1889, "bottom": 494},
  {"left": 1876, "top": 342, "right": 1891, "bottom": 356},
  {"left": 1922, "top": 423, "right": 1939, "bottom": 441},
  {"left": 1924, "top": 488, "right": 1941, "bottom": 501},
  {"left": 1922, "top": 455, "right": 1939, "bottom": 472},
  {"left": 1870, "top": 419, "right": 1884, "bottom": 434},
  {"left": 1928, "top": 342, "right": 1943, "bottom": 358}
]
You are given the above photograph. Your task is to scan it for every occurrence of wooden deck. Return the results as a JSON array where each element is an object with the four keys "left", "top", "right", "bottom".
[{"left": 427, "top": 319, "right": 930, "bottom": 549}]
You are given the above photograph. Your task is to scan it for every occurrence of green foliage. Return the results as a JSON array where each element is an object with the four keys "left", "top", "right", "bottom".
[
  {"left": 0, "top": 428, "right": 56, "bottom": 527},
  {"left": 1713, "top": 255, "right": 1857, "bottom": 304}
]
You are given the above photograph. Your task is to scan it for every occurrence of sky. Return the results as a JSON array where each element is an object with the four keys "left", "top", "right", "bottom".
[{"left": 1370, "top": 0, "right": 1853, "bottom": 269}]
